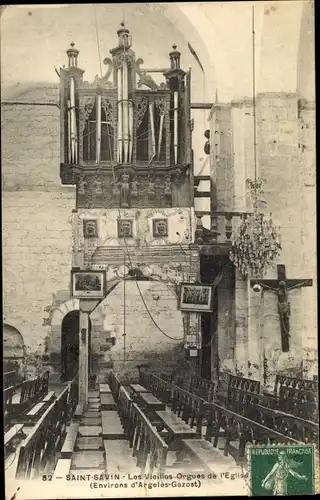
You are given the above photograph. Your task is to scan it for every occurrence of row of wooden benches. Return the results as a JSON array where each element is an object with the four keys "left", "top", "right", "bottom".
[
  {"left": 108, "top": 372, "right": 309, "bottom": 474},
  {"left": 139, "top": 369, "right": 319, "bottom": 446},
  {"left": 4, "top": 371, "right": 51, "bottom": 428},
  {"left": 150, "top": 369, "right": 318, "bottom": 423},
  {"left": 14, "top": 374, "right": 79, "bottom": 479},
  {"left": 4, "top": 370, "right": 22, "bottom": 389}
]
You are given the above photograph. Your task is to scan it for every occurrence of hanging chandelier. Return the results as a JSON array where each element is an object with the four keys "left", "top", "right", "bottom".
[{"left": 229, "top": 178, "right": 282, "bottom": 279}]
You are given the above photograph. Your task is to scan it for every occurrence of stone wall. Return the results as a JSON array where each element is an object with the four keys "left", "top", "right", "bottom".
[
  {"left": 2, "top": 91, "right": 75, "bottom": 373},
  {"left": 209, "top": 92, "right": 317, "bottom": 385},
  {"left": 90, "top": 280, "right": 184, "bottom": 381}
]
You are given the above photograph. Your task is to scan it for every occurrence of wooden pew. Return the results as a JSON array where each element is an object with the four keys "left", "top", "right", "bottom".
[
  {"left": 259, "top": 374, "right": 318, "bottom": 422},
  {"left": 128, "top": 401, "right": 169, "bottom": 474},
  {"left": 4, "top": 385, "right": 16, "bottom": 429},
  {"left": 4, "top": 370, "right": 20, "bottom": 389},
  {"left": 227, "top": 386, "right": 319, "bottom": 445},
  {"left": 278, "top": 385, "right": 318, "bottom": 422},
  {"left": 5, "top": 371, "right": 50, "bottom": 427},
  {"left": 155, "top": 385, "right": 208, "bottom": 440},
  {"left": 182, "top": 402, "right": 300, "bottom": 471},
  {"left": 274, "top": 374, "right": 318, "bottom": 396},
  {"left": 15, "top": 384, "right": 71, "bottom": 479},
  {"left": 188, "top": 374, "right": 215, "bottom": 402},
  {"left": 14, "top": 371, "right": 49, "bottom": 415},
  {"left": 4, "top": 424, "right": 26, "bottom": 456},
  {"left": 118, "top": 386, "right": 132, "bottom": 432},
  {"left": 139, "top": 369, "right": 215, "bottom": 404},
  {"left": 108, "top": 371, "right": 121, "bottom": 404},
  {"left": 138, "top": 370, "right": 171, "bottom": 403}
]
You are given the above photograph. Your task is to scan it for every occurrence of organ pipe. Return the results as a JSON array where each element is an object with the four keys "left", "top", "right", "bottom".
[
  {"left": 157, "top": 113, "right": 164, "bottom": 159},
  {"left": 128, "top": 101, "right": 133, "bottom": 163},
  {"left": 96, "top": 94, "right": 102, "bottom": 163},
  {"left": 173, "top": 91, "right": 178, "bottom": 164},
  {"left": 122, "top": 61, "right": 129, "bottom": 162},
  {"left": 117, "top": 67, "right": 123, "bottom": 163},
  {"left": 70, "top": 77, "right": 77, "bottom": 163},
  {"left": 67, "top": 99, "right": 71, "bottom": 164},
  {"left": 149, "top": 102, "right": 156, "bottom": 158}
]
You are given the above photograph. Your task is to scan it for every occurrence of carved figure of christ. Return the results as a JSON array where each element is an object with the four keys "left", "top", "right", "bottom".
[{"left": 250, "top": 264, "right": 313, "bottom": 352}]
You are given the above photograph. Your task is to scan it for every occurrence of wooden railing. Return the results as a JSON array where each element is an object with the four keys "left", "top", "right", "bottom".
[
  {"left": 128, "top": 402, "right": 168, "bottom": 475},
  {"left": 195, "top": 211, "right": 250, "bottom": 245},
  {"left": 16, "top": 384, "right": 70, "bottom": 479}
]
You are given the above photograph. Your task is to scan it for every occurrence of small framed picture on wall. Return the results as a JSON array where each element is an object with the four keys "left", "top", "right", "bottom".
[
  {"left": 71, "top": 270, "right": 106, "bottom": 298},
  {"left": 179, "top": 283, "right": 213, "bottom": 312}
]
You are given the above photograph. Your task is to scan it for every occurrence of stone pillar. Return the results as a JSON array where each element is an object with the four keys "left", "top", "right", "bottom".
[
  {"left": 234, "top": 270, "right": 248, "bottom": 377},
  {"left": 79, "top": 308, "right": 89, "bottom": 408},
  {"left": 247, "top": 280, "right": 261, "bottom": 381}
]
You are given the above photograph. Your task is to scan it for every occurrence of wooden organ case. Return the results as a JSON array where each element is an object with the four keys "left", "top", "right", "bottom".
[{"left": 59, "top": 23, "right": 193, "bottom": 210}]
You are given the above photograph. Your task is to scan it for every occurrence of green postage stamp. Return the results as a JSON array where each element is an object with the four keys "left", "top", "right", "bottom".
[{"left": 247, "top": 444, "right": 317, "bottom": 496}]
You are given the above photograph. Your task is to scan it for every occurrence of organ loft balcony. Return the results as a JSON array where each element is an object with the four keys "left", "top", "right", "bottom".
[{"left": 59, "top": 23, "right": 193, "bottom": 210}]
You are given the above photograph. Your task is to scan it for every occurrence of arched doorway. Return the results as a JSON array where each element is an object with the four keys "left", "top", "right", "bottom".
[{"left": 61, "top": 310, "right": 92, "bottom": 381}]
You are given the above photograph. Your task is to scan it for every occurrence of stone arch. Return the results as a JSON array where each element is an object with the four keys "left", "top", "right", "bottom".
[
  {"left": 3, "top": 323, "right": 25, "bottom": 358},
  {"left": 3, "top": 323, "right": 26, "bottom": 374},
  {"left": 51, "top": 298, "right": 80, "bottom": 328}
]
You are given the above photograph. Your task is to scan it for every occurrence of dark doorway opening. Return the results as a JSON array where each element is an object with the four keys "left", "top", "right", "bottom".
[
  {"left": 61, "top": 310, "right": 92, "bottom": 381},
  {"left": 200, "top": 255, "right": 234, "bottom": 381}
]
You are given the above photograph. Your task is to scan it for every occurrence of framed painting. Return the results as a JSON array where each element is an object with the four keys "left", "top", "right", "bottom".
[
  {"left": 71, "top": 270, "right": 106, "bottom": 299},
  {"left": 179, "top": 283, "right": 213, "bottom": 312}
]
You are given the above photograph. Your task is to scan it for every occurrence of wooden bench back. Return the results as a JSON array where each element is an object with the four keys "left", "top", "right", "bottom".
[
  {"left": 274, "top": 374, "right": 317, "bottom": 397},
  {"left": 4, "top": 386, "right": 16, "bottom": 428},
  {"left": 253, "top": 403, "right": 319, "bottom": 446},
  {"left": 188, "top": 373, "right": 215, "bottom": 402},
  {"left": 19, "top": 371, "right": 49, "bottom": 404},
  {"left": 278, "top": 385, "right": 318, "bottom": 422},
  {"left": 139, "top": 370, "right": 171, "bottom": 403},
  {"left": 4, "top": 370, "right": 19, "bottom": 389},
  {"left": 171, "top": 385, "right": 208, "bottom": 435},
  {"left": 109, "top": 371, "right": 121, "bottom": 402},
  {"left": 225, "top": 386, "right": 318, "bottom": 446},
  {"left": 16, "top": 385, "right": 70, "bottom": 479},
  {"left": 217, "top": 372, "right": 260, "bottom": 407},
  {"left": 118, "top": 386, "right": 132, "bottom": 434},
  {"left": 128, "top": 402, "right": 168, "bottom": 474},
  {"left": 205, "top": 401, "right": 301, "bottom": 465}
]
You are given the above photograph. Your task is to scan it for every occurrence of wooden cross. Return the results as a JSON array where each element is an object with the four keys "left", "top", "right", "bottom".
[{"left": 251, "top": 264, "right": 313, "bottom": 352}]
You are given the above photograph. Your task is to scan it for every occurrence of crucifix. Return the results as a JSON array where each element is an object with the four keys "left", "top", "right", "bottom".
[{"left": 250, "top": 264, "right": 313, "bottom": 352}]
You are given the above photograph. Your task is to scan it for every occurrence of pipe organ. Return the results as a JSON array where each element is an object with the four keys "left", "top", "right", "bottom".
[{"left": 60, "top": 23, "right": 193, "bottom": 209}]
